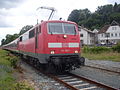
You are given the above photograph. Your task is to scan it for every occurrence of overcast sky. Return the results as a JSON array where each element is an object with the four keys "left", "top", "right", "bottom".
[{"left": 0, "top": 0, "right": 120, "bottom": 45}]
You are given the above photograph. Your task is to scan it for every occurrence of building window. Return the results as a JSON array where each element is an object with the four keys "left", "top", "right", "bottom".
[
  {"left": 112, "top": 27, "right": 114, "bottom": 30},
  {"left": 111, "top": 33, "right": 113, "bottom": 37},
  {"left": 29, "top": 29, "right": 35, "bottom": 38},
  {"left": 101, "top": 34, "right": 103, "bottom": 37},
  {"left": 105, "top": 33, "right": 110, "bottom": 37},
  {"left": 112, "top": 26, "right": 117, "bottom": 30},
  {"left": 115, "top": 33, "right": 117, "bottom": 37},
  {"left": 90, "top": 40, "right": 94, "bottom": 44},
  {"left": 90, "top": 34, "right": 93, "bottom": 37},
  {"left": 80, "top": 40, "right": 84, "bottom": 43},
  {"left": 80, "top": 34, "right": 83, "bottom": 37}
]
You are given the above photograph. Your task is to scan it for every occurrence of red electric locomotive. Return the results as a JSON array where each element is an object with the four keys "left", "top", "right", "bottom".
[{"left": 2, "top": 20, "right": 85, "bottom": 73}]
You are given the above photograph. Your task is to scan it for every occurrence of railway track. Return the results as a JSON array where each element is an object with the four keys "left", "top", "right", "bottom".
[
  {"left": 21, "top": 59, "right": 118, "bottom": 90},
  {"left": 49, "top": 73, "right": 117, "bottom": 90},
  {"left": 85, "top": 65, "right": 120, "bottom": 74}
]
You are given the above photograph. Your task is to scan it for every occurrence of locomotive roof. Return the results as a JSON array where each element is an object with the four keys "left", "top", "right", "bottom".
[
  {"left": 2, "top": 20, "right": 77, "bottom": 47},
  {"left": 40, "top": 20, "right": 77, "bottom": 25}
]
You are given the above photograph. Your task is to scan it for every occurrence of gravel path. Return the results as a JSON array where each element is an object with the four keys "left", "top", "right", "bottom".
[
  {"left": 16, "top": 61, "right": 69, "bottom": 90},
  {"left": 85, "top": 58, "right": 120, "bottom": 73},
  {"left": 71, "top": 59, "right": 120, "bottom": 89}
]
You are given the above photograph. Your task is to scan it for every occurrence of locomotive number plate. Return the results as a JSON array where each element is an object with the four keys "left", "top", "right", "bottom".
[{"left": 62, "top": 43, "right": 68, "bottom": 47}]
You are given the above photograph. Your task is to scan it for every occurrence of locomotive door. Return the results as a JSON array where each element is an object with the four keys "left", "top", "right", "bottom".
[{"left": 35, "top": 27, "right": 38, "bottom": 53}]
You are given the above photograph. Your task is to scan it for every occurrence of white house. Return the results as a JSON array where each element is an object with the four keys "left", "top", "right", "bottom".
[
  {"left": 98, "top": 21, "right": 120, "bottom": 44},
  {"left": 78, "top": 26, "right": 96, "bottom": 46}
]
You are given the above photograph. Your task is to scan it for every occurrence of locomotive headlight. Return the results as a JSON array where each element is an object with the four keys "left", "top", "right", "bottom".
[
  {"left": 63, "top": 35, "right": 67, "bottom": 38},
  {"left": 75, "top": 50, "right": 78, "bottom": 53},
  {"left": 51, "top": 51, "right": 55, "bottom": 54}
]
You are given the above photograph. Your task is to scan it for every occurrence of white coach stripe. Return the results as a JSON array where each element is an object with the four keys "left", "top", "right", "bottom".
[
  {"left": 48, "top": 43, "right": 62, "bottom": 48},
  {"left": 69, "top": 43, "right": 79, "bottom": 47}
]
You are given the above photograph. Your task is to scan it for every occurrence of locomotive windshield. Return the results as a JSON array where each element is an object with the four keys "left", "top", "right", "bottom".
[{"left": 48, "top": 23, "right": 76, "bottom": 35}]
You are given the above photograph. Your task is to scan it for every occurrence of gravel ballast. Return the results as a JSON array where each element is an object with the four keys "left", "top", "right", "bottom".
[
  {"left": 16, "top": 61, "right": 69, "bottom": 90},
  {"left": 71, "top": 59, "right": 120, "bottom": 89}
]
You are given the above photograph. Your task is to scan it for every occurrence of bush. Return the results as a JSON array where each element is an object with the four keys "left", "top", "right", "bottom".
[
  {"left": 9, "top": 56, "right": 19, "bottom": 68},
  {"left": 13, "top": 80, "right": 34, "bottom": 90},
  {"left": 112, "top": 42, "right": 120, "bottom": 53},
  {"left": 82, "top": 46, "right": 90, "bottom": 53},
  {"left": 83, "top": 46, "right": 111, "bottom": 54}
]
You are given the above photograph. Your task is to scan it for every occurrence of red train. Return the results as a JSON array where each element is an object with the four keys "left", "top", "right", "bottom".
[{"left": 2, "top": 20, "right": 85, "bottom": 73}]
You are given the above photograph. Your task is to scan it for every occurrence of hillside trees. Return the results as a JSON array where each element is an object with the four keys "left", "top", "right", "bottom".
[
  {"left": 67, "top": 2, "right": 120, "bottom": 30},
  {"left": 67, "top": 9, "right": 80, "bottom": 24}
]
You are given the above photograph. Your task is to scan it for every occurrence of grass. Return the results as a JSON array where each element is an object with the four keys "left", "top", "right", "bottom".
[
  {"left": 0, "top": 49, "right": 34, "bottom": 90},
  {"left": 81, "top": 52, "right": 120, "bottom": 62},
  {"left": 0, "top": 50, "right": 15, "bottom": 89}
]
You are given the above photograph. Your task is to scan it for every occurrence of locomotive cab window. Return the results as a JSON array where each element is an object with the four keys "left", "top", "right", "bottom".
[
  {"left": 48, "top": 23, "right": 77, "bottom": 35},
  {"left": 48, "top": 23, "right": 63, "bottom": 34},
  {"left": 29, "top": 29, "right": 35, "bottom": 38},
  {"left": 64, "top": 23, "right": 76, "bottom": 35}
]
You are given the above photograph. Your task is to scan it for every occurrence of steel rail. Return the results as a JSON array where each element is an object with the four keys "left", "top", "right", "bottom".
[
  {"left": 69, "top": 73, "right": 118, "bottom": 90},
  {"left": 85, "top": 65, "right": 120, "bottom": 74}
]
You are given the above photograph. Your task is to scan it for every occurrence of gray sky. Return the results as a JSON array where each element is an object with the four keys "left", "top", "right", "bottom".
[{"left": 0, "top": 0, "right": 120, "bottom": 45}]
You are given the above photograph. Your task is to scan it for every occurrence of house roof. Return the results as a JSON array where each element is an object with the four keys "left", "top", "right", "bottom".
[
  {"left": 111, "top": 20, "right": 119, "bottom": 26},
  {"left": 98, "top": 25, "right": 110, "bottom": 34},
  {"left": 98, "top": 20, "right": 120, "bottom": 34},
  {"left": 78, "top": 26, "right": 94, "bottom": 33}
]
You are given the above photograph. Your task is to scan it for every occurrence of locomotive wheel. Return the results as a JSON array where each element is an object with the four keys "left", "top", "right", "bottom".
[{"left": 46, "top": 63, "right": 56, "bottom": 74}]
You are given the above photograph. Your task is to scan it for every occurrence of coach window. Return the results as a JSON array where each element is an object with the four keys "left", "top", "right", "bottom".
[
  {"left": 20, "top": 36, "right": 22, "bottom": 42},
  {"left": 29, "top": 29, "right": 35, "bottom": 38}
]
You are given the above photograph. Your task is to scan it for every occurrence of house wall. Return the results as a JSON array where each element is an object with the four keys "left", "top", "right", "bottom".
[
  {"left": 98, "top": 25, "right": 120, "bottom": 44},
  {"left": 80, "top": 29, "right": 88, "bottom": 45},
  {"left": 79, "top": 28, "right": 95, "bottom": 45}
]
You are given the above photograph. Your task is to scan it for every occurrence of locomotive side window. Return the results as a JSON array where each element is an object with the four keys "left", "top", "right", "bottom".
[
  {"left": 48, "top": 23, "right": 63, "bottom": 34},
  {"left": 20, "top": 36, "right": 22, "bottom": 42},
  {"left": 29, "top": 29, "right": 35, "bottom": 38}
]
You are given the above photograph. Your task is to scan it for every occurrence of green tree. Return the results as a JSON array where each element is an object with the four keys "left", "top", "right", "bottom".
[
  {"left": 68, "top": 3, "right": 120, "bottom": 30},
  {"left": 79, "top": 9, "right": 91, "bottom": 21},
  {"left": 1, "top": 33, "right": 19, "bottom": 45},
  {"left": 1, "top": 39, "right": 5, "bottom": 45},
  {"left": 19, "top": 25, "right": 33, "bottom": 35},
  {"left": 113, "top": 2, "right": 118, "bottom": 12},
  {"left": 67, "top": 9, "right": 80, "bottom": 24},
  {"left": 110, "top": 13, "right": 120, "bottom": 23}
]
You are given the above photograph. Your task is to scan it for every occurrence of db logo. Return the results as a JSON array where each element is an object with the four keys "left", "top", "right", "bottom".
[{"left": 62, "top": 43, "right": 68, "bottom": 47}]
